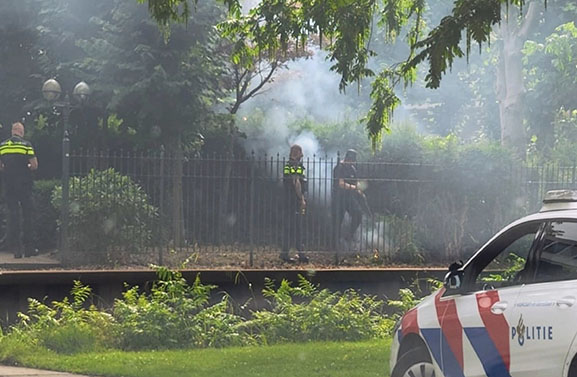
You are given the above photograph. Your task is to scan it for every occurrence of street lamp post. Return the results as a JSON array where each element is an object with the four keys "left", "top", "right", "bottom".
[{"left": 42, "top": 79, "right": 91, "bottom": 261}]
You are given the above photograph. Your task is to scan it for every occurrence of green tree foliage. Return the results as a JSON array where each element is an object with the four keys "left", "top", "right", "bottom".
[
  {"left": 140, "top": 0, "right": 546, "bottom": 146},
  {"left": 63, "top": 0, "right": 226, "bottom": 149},
  {"left": 0, "top": 1, "right": 41, "bottom": 133},
  {"left": 524, "top": 21, "right": 577, "bottom": 157},
  {"left": 0, "top": 0, "right": 227, "bottom": 160}
]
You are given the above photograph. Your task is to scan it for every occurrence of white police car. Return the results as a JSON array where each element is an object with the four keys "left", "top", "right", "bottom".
[{"left": 390, "top": 190, "right": 577, "bottom": 377}]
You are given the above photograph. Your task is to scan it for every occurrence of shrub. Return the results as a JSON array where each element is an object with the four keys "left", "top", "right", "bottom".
[
  {"left": 0, "top": 333, "right": 46, "bottom": 365},
  {"left": 378, "top": 124, "right": 426, "bottom": 163},
  {"left": 1, "top": 270, "right": 397, "bottom": 356},
  {"left": 387, "top": 278, "right": 442, "bottom": 320},
  {"left": 51, "top": 168, "right": 158, "bottom": 260},
  {"left": 33, "top": 179, "right": 60, "bottom": 250},
  {"left": 5, "top": 281, "right": 115, "bottom": 354},
  {"left": 244, "top": 276, "right": 393, "bottom": 344},
  {"left": 373, "top": 130, "right": 524, "bottom": 262},
  {"left": 416, "top": 141, "right": 523, "bottom": 260},
  {"left": 39, "top": 323, "right": 100, "bottom": 354},
  {"left": 113, "top": 267, "right": 248, "bottom": 350}
]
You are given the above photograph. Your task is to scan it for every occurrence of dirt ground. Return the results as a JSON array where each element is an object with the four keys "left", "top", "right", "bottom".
[
  {"left": 157, "top": 248, "right": 386, "bottom": 269},
  {"left": 1, "top": 243, "right": 432, "bottom": 270},
  {"left": 50, "top": 245, "right": 411, "bottom": 270}
]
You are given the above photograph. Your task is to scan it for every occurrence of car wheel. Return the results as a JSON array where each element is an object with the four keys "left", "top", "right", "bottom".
[
  {"left": 568, "top": 355, "right": 577, "bottom": 377},
  {"left": 391, "top": 348, "right": 435, "bottom": 377}
]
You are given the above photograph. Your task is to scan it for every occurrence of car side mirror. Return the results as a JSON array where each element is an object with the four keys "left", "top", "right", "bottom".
[{"left": 443, "top": 260, "right": 464, "bottom": 290}]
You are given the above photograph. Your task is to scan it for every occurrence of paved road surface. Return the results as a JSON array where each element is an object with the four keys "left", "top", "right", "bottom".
[{"left": 0, "top": 365, "right": 93, "bottom": 377}]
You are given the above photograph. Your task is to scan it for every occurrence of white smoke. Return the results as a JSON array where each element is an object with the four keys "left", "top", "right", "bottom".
[
  {"left": 238, "top": 48, "right": 366, "bottom": 158},
  {"left": 236, "top": 49, "right": 359, "bottom": 206},
  {"left": 290, "top": 131, "right": 320, "bottom": 159}
]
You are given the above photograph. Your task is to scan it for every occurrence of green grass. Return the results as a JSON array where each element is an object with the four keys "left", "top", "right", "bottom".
[{"left": 11, "top": 339, "right": 391, "bottom": 377}]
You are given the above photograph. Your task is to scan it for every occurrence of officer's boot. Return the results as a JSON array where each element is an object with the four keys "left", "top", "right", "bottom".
[
  {"left": 14, "top": 244, "right": 23, "bottom": 259},
  {"left": 24, "top": 246, "right": 38, "bottom": 257},
  {"left": 280, "top": 250, "right": 296, "bottom": 263}
]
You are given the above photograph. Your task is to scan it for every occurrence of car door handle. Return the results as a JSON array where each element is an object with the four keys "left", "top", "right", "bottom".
[
  {"left": 491, "top": 301, "right": 508, "bottom": 314},
  {"left": 556, "top": 297, "right": 576, "bottom": 308}
]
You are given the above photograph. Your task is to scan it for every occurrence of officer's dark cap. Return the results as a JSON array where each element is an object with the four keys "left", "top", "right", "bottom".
[{"left": 344, "top": 149, "right": 357, "bottom": 162}]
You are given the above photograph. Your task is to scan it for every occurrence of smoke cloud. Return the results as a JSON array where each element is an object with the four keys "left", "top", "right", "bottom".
[{"left": 238, "top": 48, "right": 367, "bottom": 158}]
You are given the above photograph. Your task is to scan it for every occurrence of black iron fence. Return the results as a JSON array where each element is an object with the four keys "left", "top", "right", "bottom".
[{"left": 59, "top": 149, "right": 577, "bottom": 267}]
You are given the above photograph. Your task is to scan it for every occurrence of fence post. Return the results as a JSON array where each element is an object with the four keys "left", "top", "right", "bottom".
[
  {"left": 334, "top": 151, "right": 340, "bottom": 265},
  {"left": 571, "top": 160, "right": 577, "bottom": 190},
  {"left": 158, "top": 145, "right": 165, "bottom": 266},
  {"left": 249, "top": 152, "right": 255, "bottom": 267},
  {"left": 60, "top": 130, "right": 71, "bottom": 264}
]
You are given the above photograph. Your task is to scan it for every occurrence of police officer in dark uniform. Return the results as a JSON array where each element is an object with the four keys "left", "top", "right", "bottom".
[
  {"left": 0, "top": 122, "right": 38, "bottom": 258},
  {"left": 332, "top": 149, "right": 363, "bottom": 249},
  {"left": 281, "top": 144, "right": 308, "bottom": 263}
]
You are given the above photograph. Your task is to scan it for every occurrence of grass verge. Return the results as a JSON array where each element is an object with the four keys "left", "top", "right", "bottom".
[{"left": 5, "top": 339, "right": 391, "bottom": 377}]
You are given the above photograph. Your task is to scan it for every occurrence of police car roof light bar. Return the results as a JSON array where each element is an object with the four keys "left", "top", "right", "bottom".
[{"left": 540, "top": 190, "right": 577, "bottom": 212}]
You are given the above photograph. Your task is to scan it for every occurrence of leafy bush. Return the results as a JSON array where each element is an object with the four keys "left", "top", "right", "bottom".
[
  {"left": 245, "top": 276, "right": 393, "bottom": 344},
  {"left": 378, "top": 124, "right": 426, "bottom": 163},
  {"left": 39, "top": 323, "right": 101, "bottom": 354},
  {"left": 418, "top": 141, "right": 523, "bottom": 260},
  {"left": 4, "top": 281, "right": 114, "bottom": 354},
  {"left": 0, "top": 332, "right": 46, "bottom": 365},
  {"left": 33, "top": 179, "right": 60, "bottom": 250},
  {"left": 387, "top": 278, "right": 442, "bottom": 320},
  {"left": 1, "top": 269, "right": 397, "bottom": 356},
  {"left": 371, "top": 129, "right": 524, "bottom": 262},
  {"left": 51, "top": 168, "right": 158, "bottom": 260},
  {"left": 113, "top": 267, "right": 248, "bottom": 350}
]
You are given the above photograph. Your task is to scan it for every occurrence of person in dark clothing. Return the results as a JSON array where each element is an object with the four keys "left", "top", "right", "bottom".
[
  {"left": 332, "top": 149, "right": 363, "bottom": 250},
  {"left": 281, "top": 144, "right": 308, "bottom": 263},
  {"left": 0, "top": 122, "right": 38, "bottom": 258}
]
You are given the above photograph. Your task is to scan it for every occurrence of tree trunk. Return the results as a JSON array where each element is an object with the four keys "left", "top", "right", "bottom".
[
  {"left": 496, "top": 2, "right": 540, "bottom": 158},
  {"left": 497, "top": 33, "right": 525, "bottom": 157}
]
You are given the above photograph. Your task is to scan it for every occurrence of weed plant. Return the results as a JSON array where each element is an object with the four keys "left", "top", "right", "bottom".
[
  {"left": 244, "top": 276, "right": 394, "bottom": 344},
  {"left": 113, "top": 267, "right": 248, "bottom": 349},
  {"left": 387, "top": 277, "right": 443, "bottom": 321},
  {"left": 5, "top": 281, "right": 114, "bottom": 354},
  {"left": 0, "top": 267, "right": 396, "bottom": 358}
]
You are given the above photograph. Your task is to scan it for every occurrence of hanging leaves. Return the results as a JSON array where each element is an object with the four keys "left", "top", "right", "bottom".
[
  {"left": 363, "top": 70, "right": 400, "bottom": 150},
  {"left": 137, "top": 0, "right": 194, "bottom": 26},
  {"left": 140, "top": 0, "right": 549, "bottom": 149}
]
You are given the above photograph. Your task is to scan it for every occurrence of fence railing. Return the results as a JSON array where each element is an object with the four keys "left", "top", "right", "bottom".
[{"left": 60, "top": 149, "right": 577, "bottom": 267}]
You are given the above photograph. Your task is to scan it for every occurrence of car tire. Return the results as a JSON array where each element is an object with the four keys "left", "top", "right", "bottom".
[
  {"left": 568, "top": 355, "right": 577, "bottom": 377},
  {"left": 391, "top": 347, "right": 435, "bottom": 377}
]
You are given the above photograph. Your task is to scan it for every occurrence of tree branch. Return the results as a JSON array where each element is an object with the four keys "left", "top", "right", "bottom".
[
  {"left": 517, "top": 1, "right": 540, "bottom": 40},
  {"left": 244, "top": 62, "right": 277, "bottom": 101}
]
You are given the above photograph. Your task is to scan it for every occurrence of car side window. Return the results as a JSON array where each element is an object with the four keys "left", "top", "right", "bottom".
[
  {"left": 534, "top": 221, "right": 577, "bottom": 283},
  {"left": 470, "top": 223, "right": 540, "bottom": 291}
]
